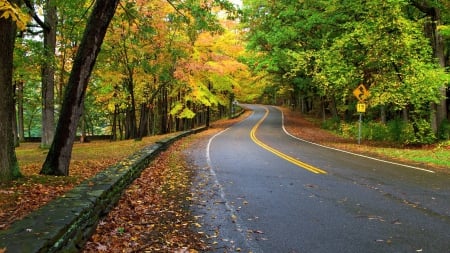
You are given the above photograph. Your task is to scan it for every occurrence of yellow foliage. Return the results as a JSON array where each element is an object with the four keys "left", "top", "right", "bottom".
[{"left": 0, "top": 0, "right": 30, "bottom": 30}]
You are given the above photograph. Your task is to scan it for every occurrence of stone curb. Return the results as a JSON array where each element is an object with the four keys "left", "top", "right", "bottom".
[{"left": 0, "top": 127, "right": 206, "bottom": 253}]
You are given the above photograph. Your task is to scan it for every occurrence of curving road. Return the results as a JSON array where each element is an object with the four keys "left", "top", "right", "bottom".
[{"left": 189, "top": 104, "right": 450, "bottom": 253}]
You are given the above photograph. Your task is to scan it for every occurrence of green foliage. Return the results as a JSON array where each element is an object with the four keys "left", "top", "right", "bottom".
[
  {"left": 321, "top": 117, "right": 340, "bottom": 132},
  {"left": 410, "top": 118, "right": 436, "bottom": 144},
  {"left": 362, "top": 122, "right": 389, "bottom": 142},
  {"left": 242, "top": 0, "right": 449, "bottom": 144},
  {"left": 359, "top": 119, "right": 435, "bottom": 145},
  {"left": 386, "top": 118, "right": 410, "bottom": 143},
  {"left": 437, "top": 119, "right": 450, "bottom": 140},
  {"left": 323, "top": 117, "right": 438, "bottom": 145}
]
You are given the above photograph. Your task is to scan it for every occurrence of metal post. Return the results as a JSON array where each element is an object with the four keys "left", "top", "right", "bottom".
[{"left": 358, "top": 113, "right": 362, "bottom": 145}]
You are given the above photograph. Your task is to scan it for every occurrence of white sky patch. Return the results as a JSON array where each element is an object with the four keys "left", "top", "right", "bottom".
[{"left": 229, "top": 0, "right": 242, "bottom": 8}]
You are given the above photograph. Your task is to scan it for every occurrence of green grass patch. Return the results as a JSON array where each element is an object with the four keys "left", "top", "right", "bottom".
[{"left": 371, "top": 146, "right": 450, "bottom": 168}]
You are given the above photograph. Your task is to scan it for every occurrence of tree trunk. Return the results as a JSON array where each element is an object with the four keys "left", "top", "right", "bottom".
[
  {"left": 12, "top": 81, "right": 19, "bottom": 147},
  {"left": 160, "top": 86, "right": 168, "bottom": 134},
  {"left": 80, "top": 113, "right": 87, "bottom": 143},
  {"left": 427, "top": 9, "right": 447, "bottom": 133},
  {"left": 17, "top": 80, "right": 25, "bottom": 142},
  {"left": 206, "top": 82, "right": 211, "bottom": 127},
  {"left": 412, "top": 1, "right": 448, "bottom": 132},
  {"left": 111, "top": 104, "right": 118, "bottom": 141},
  {"left": 329, "top": 95, "right": 339, "bottom": 119},
  {"left": 138, "top": 103, "right": 149, "bottom": 138},
  {"left": 124, "top": 77, "right": 138, "bottom": 139},
  {"left": 41, "top": 0, "right": 120, "bottom": 176},
  {"left": 0, "top": 2, "right": 21, "bottom": 182},
  {"left": 380, "top": 105, "right": 386, "bottom": 124},
  {"left": 402, "top": 108, "right": 409, "bottom": 122},
  {"left": 41, "top": 0, "right": 57, "bottom": 147}
]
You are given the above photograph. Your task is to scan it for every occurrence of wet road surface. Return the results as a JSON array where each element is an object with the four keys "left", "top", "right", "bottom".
[{"left": 188, "top": 105, "right": 450, "bottom": 253}]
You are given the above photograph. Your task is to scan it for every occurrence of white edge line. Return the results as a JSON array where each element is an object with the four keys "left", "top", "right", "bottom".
[
  {"left": 277, "top": 108, "right": 435, "bottom": 174},
  {"left": 205, "top": 121, "right": 264, "bottom": 253}
]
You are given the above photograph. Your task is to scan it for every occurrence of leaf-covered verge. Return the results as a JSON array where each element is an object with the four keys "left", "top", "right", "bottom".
[
  {"left": 83, "top": 107, "right": 449, "bottom": 252},
  {"left": 1, "top": 107, "right": 447, "bottom": 252},
  {"left": 281, "top": 108, "right": 450, "bottom": 172},
  {"left": 0, "top": 134, "right": 179, "bottom": 230},
  {"left": 82, "top": 114, "right": 249, "bottom": 252},
  {"left": 82, "top": 138, "right": 203, "bottom": 252}
]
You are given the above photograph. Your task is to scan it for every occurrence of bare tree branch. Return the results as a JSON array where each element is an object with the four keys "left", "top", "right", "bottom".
[{"left": 23, "top": 0, "right": 50, "bottom": 31}]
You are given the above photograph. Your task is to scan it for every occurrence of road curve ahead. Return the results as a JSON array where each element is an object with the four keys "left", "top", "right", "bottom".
[{"left": 189, "top": 104, "right": 450, "bottom": 253}]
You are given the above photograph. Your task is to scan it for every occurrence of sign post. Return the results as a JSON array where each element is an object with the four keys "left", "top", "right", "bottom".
[
  {"left": 358, "top": 111, "right": 363, "bottom": 145},
  {"left": 356, "top": 102, "right": 366, "bottom": 145},
  {"left": 353, "top": 85, "right": 369, "bottom": 145}
]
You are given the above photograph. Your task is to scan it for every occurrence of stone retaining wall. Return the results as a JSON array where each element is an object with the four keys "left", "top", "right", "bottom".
[{"left": 0, "top": 128, "right": 204, "bottom": 253}]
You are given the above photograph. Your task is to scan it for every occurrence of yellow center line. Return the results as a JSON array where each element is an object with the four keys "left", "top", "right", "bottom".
[{"left": 250, "top": 107, "right": 327, "bottom": 175}]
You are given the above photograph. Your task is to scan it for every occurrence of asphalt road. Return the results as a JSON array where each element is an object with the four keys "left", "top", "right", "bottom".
[{"left": 189, "top": 104, "right": 450, "bottom": 253}]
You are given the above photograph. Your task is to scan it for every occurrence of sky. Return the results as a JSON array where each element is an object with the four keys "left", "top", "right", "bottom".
[{"left": 229, "top": 0, "right": 243, "bottom": 8}]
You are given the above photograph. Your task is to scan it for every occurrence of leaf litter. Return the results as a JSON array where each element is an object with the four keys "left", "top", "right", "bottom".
[
  {"left": 83, "top": 115, "right": 248, "bottom": 252},
  {"left": 3, "top": 106, "right": 442, "bottom": 251}
]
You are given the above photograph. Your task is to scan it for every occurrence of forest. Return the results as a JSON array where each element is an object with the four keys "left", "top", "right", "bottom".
[{"left": 1, "top": 0, "right": 450, "bottom": 183}]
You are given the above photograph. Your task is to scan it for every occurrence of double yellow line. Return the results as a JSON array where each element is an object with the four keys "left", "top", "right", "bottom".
[{"left": 249, "top": 107, "right": 327, "bottom": 175}]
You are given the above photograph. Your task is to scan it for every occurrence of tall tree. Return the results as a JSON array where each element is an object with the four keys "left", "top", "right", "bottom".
[
  {"left": 0, "top": 0, "right": 28, "bottom": 182},
  {"left": 24, "top": 0, "right": 57, "bottom": 147},
  {"left": 40, "top": 0, "right": 119, "bottom": 176},
  {"left": 410, "top": 0, "right": 449, "bottom": 132},
  {"left": 243, "top": 0, "right": 447, "bottom": 119},
  {"left": 41, "top": 0, "right": 57, "bottom": 147}
]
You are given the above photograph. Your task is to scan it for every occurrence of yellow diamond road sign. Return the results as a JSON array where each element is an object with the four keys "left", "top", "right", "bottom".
[{"left": 353, "top": 84, "right": 369, "bottom": 102}]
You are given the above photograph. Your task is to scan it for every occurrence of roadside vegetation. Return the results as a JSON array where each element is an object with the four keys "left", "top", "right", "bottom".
[
  {"left": 0, "top": 107, "right": 447, "bottom": 252},
  {"left": 282, "top": 108, "right": 450, "bottom": 172},
  {"left": 1, "top": 1, "right": 449, "bottom": 185},
  {"left": 0, "top": 134, "right": 176, "bottom": 230},
  {"left": 0, "top": 0, "right": 449, "bottom": 249}
]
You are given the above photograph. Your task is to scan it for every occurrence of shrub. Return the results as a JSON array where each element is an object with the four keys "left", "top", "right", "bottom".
[
  {"left": 410, "top": 118, "right": 436, "bottom": 144},
  {"left": 362, "top": 122, "right": 388, "bottom": 141},
  {"left": 321, "top": 117, "right": 438, "bottom": 145},
  {"left": 438, "top": 119, "right": 450, "bottom": 140},
  {"left": 321, "top": 117, "right": 340, "bottom": 131},
  {"left": 386, "top": 118, "right": 405, "bottom": 142},
  {"left": 386, "top": 118, "right": 436, "bottom": 145},
  {"left": 339, "top": 122, "right": 357, "bottom": 139}
]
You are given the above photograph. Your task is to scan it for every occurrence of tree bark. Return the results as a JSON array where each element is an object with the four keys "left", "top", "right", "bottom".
[
  {"left": 411, "top": 1, "right": 448, "bottom": 132},
  {"left": 380, "top": 105, "right": 386, "bottom": 124},
  {"left": 160, "top": 86, "right": 169, "bottom": 134},
  {"left": 124, "top": 78, "right": 137, "bottom": 139},
  {"left": 41, "top": 0, "right": 120, "bottom": 175},
  {"left": 0, "top": 0, "right": 21, "bottom": 182},
  {"left": 12, "top": 81, "right": 19, "bottom": 147},
  {"left": 111, "top": 104, "right": 118, "bottom": 141},
  {"left": 138, "top": 103, "right": 149, "bottom": 138},
  {"left": 206, "top": 82, "right": 211, "bottom": 127},
  {"left": 16, "top": 80, "right": 25, "bottom": 142},
  {"left": 80, "top": 112, "right": 87, "bottom": 143},
  {"left": 41, "top": 0, "right": 57, "bottom": 147}
]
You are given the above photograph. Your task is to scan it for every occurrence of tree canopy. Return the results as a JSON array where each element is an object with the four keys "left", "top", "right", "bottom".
[
  {"left": 242, "top": 0, "right": 449, "bottom": 143},
  {"left": 1, "top": 0, "right": 449, "bottom": 181}
]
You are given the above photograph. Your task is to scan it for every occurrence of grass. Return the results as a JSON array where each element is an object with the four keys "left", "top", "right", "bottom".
[
  {"left": 280, "top": 107, "right": 450, "bottom": 173},
  {"left": 371, "top": 145, "right": 450, "bottom": 168},
  {"left": 1, "top": 134, "right": 179, "bottom": 229},
  {"left": 16, "top": 135, "right": 177, "bottom": 166},
  {"left": 323, "top": 134, "right": 450, "bottom": 172}
]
